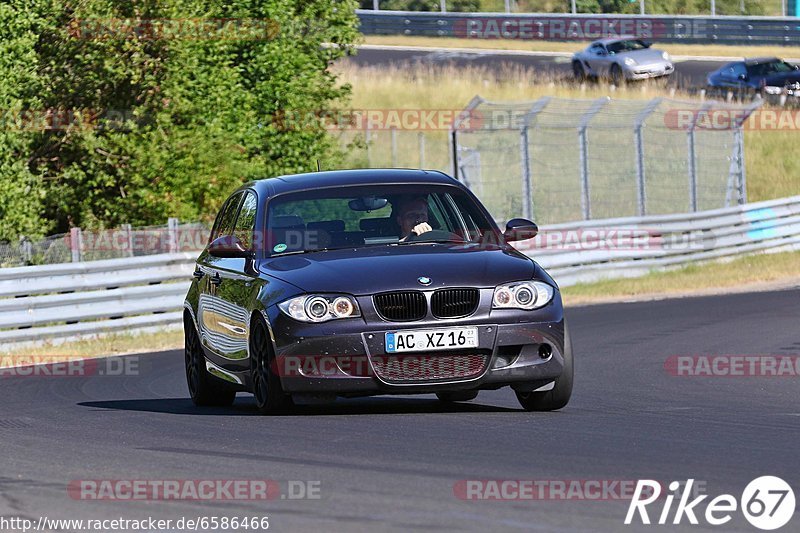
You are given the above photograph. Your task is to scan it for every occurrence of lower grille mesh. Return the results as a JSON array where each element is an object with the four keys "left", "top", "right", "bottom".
[{"left": 371, "top": 353, "right": 488, "bottom": 383}]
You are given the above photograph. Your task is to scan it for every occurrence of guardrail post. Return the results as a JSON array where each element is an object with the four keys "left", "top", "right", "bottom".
[
  {"left": 390, "top": 127, "right": 397, "bottom": 167},
  {"left": 168, "top": 217, "right": 179, "bottom": 253},
  {"left": 122, "top": 223, "right": 134, "bottom": 257},
  {"left": 634, "top": 98, "right": 662, "bottom": 217},
  {"left": 418, "top": 132, "right": 426, "bottom": 168},
  {"left": 70, "top": 227, "right": 82, "bottom": 263},
  {"left": 578, "top": 98, "right": 609, "bottom": 220}
]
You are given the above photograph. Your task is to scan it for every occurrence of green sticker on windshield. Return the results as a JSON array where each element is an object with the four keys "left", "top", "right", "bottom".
[{"left": 273, "top": 243, "right": 287, "bottom": 253}]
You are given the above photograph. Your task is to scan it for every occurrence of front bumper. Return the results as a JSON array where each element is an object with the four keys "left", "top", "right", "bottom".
[
  {"left": 625, "top": 62, "right": 674, "bottom": 80},
  {"left": 265, "top": 292, "right": 566, "bottom": 396}
]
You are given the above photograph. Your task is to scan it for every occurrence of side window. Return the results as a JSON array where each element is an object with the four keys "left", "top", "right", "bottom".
[
  {"left": 211, "top": 192, "right": 243, "bottom": 242},
  {"left": 233, "top": 191, "right": 257, "bottom": 249}
]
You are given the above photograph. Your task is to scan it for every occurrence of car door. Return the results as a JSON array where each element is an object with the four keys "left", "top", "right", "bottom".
[
  {"left": 198, "top": 191, "right": 250, "bottom": 362},
  {"left": 585, "top": 43, "right": 610, "bottom": 76}
]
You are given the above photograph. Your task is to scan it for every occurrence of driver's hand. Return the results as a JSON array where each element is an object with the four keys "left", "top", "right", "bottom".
[{"left": 412, "top": 222, "right": 432, "bottom": 236}]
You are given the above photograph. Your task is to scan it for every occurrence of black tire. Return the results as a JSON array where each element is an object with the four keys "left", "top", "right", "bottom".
[
  {"left": 250, "top": 317, "right": 293, "bottom": 415},
  {"left": 184, "top": 315, "right": 236, "bottom": 407},
  {"left": 436, "top": 391, "right": 479, "bottom": 403},
  {"left": 610, "top": 64, "right": 625, "bottom": 86},
  {"left": 572, "top": 61, "right": 586, "bottom": 81},
  {"left": 515, "top": 320, "right": 574, "bottom": 411}
]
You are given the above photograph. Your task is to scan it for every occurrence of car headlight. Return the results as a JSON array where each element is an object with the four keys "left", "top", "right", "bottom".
[
  {"left": 492, "top": 281, "right": 554, "bottom": 310},
  {"left": 662, "top": 51, "right": 670, "bottom": 61},
  {"left": 278, "top": 294, "right": 361, "bottom": 323},
  {"left": 624, "top": 57, "right": 637, "bottom": 66}
]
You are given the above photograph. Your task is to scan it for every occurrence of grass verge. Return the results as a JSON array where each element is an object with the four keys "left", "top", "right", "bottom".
[
  {"left": 363, "top": 35, "right": 800, "bottom": 60},
  {"left": 561, "top": 249, "right": 800, "bottom": 306},
  {"left": 0, "top": 328, "right": 183, "bottom": 359}
]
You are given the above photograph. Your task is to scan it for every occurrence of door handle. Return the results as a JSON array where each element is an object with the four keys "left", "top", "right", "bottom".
[
  {"left": 192, "top": 268, "right": 204, "bottom": 281},
  {"left": 210, "top": 273, "right": 222, "bottom": 287}
]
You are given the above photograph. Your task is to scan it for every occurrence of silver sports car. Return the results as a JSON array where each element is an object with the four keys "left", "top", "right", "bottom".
[{"left": 572, "top": 38, "right": 674, "bottom": 84}]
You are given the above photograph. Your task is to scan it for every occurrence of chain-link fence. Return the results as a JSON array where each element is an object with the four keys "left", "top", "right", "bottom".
[
  {"left": 453, "top": 96, "right": 759, "bottom": 225},
  {"left": 0, "top": 220, "right": 210, "bottom": 268},
  {"left": 344, "top": 96, "right": 761, "bottom": 226}
]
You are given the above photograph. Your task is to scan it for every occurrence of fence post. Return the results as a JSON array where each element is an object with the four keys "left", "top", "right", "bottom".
[
  {"left": 70, "top": 227, "right": 82, "bottom": 263},
  {"left": 520, "top": 96, "right": 551, "bottom": 222},
  {"left": 686, "top": 103, "right": 711, "bottom": 212},
  {"left": 390, "top": 127, "right": 398, "bottom": 167},
  {"left": 520, "top": 127, "right": 532, "bottom": 220},
  {"left": 365, "top": 122, "right": 372, "bottom": 167},
  {"left": 122, "top": 223, "right": 134, "bottom": 257},
  {"left": 450, "top": 129, "right": 458, "bottom": 180},
  {"left": 168, "top": 217, "right": 179, "bottom": 253},
  {"left": 633, "top": 98, "right": 662, "bottom": 217},
  {"left": 578, "top": 98, "right": 609, "bottom": 221},
  {"left": 451, "top": 95, "right": 486, "bottom": 183},
  {"left": 418, "top": 132, "right": 426, "bottom": 168},
  {"left": 736, "top": 127, "right": 747, "bottom": 204},
  {"left": 373, "top": 0, "right": 379, "bottom": 9}
]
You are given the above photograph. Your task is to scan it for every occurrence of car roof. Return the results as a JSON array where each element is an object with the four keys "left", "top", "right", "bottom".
[
  {"left": 242, "top": 168, "right": 461, "bottom": 197},
  {"left": 592, "top": 36, "right": 643, "bottom": 46},
  {"left": 744, "top": 57, "right": 781, "bottom": 65}
]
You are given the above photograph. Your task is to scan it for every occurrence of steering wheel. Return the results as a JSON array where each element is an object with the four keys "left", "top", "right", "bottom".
[{"left": 406, "top": 229, "right": 463, "bottom": 242}]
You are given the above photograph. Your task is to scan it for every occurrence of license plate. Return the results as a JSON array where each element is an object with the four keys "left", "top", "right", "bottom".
[{"left": 385, "top": 327, "right": 478, "bottom": 353}]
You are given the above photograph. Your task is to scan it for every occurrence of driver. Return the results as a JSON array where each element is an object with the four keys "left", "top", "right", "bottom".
[{"left": 395, "top": 196, "right": 432, "bottom": 241}]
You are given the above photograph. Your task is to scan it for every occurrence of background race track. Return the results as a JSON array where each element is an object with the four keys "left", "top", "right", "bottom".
[
  {"left": 1, "top": 289, "right": 798, "bottom": 531},
  {"left": 347, "top": 46, "right": 736, "bottom": 90}
]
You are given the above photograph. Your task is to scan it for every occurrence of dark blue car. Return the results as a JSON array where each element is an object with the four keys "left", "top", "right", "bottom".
[
  {"left": 706, "top": 57, "right": 800, "bottom": 98},
  {"left": 183, "top": 169, "right": 573, "bottom": 414}
]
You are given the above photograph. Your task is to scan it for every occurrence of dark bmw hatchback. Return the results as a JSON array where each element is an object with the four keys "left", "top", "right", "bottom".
[
  {"left": 706, "top": 57, "right": 800, "bottom": 98},
  {"left": 183, "top": 169, "right": 573, "bottom": 414}
]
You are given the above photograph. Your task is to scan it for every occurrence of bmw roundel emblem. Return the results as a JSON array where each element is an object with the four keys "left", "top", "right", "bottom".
[{"left": 418, "top": 276, "right": 432, "bottom": 286}]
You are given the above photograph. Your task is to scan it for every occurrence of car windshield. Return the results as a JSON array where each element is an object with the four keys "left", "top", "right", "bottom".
[
  {"left": 606, "top": 40, "right": 649, "bottom": 54},
  {"left": 264, "top": 184, "right": 497, "bottom": 256},
  {"left": 747, "top": 60, "right": 795, "bottom": 76}
]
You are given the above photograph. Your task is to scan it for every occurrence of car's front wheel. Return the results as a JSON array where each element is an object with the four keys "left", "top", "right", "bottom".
[
  {"left": 516, "top": 320, "right": 573, "bottom": 411},
  {"left": 572, "top": 61, "right": 586, "bottom": 81},
  {"left": 184, "top": 315, "right": 236, "bottom": 407},
  {"left": 610, "top": 64, "right": 625, "bottom": 86},
  {"left": 250, "top": 317, "right": 293, "bottom": 415}
]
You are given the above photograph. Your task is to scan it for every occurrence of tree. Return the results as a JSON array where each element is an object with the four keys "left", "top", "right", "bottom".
[{"left": 0, "top": 0, "right": 361, "bottom": 237}]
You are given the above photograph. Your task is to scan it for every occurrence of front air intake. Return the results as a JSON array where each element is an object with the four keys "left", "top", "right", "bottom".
[{"left": 373, "top": 291, "right": 426, "bottom": 322}]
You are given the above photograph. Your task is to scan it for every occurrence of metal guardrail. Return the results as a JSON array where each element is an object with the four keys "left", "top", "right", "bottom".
[
  {"left": 1, "top": 196, "right": 799, "bottom": 347},
  {"left": 357, "top": 10, "right": 800, "bottom": 45}
]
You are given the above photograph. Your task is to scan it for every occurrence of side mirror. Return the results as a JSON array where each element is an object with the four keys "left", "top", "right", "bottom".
[
  {"left": 503, "top": 218, "right": 538, "bottom": 242},
  {"left": 208, "top": 235, "right": 253, "bottom": 258}
]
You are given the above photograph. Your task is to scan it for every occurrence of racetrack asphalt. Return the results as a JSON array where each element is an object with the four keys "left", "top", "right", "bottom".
[{"left": 1, "top": 288, "right": 798, "bottom": 532}]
